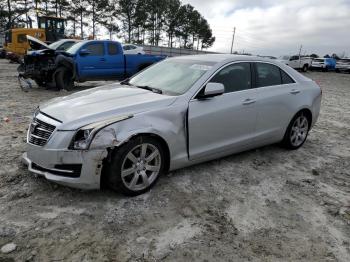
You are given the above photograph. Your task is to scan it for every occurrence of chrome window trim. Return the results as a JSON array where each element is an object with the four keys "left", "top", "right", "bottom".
[{"left": 190, "top": 60, "right": 297, "bottom": 101}]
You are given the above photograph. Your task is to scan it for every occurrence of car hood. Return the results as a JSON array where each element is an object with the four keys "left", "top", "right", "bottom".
[
  {"left": 26, "top": 35, "right": 51, "bottom": 50},
  {"left": 277, "top": 59, "right": 288, "bottom": 64},
  {"left": 40, "top": 83, "right": 177, "bottom": 130}
]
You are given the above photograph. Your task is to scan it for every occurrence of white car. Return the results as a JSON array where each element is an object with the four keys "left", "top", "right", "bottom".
[
  {"left": 122, "top": 44, "right": 145, "bottom": 55},
  {"left": 335, "top": 59, "right": 350, "bottom": 73},
  {"left": 278, "top": 55, "right": 312, "bottom": 72},
  {"left": 23, "top": 55, "right": 322, "bottom": 196}
]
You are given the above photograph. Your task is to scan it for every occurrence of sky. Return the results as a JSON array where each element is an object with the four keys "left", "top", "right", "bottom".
[{"left": 182, "top": 0, "right": 350, "bottom": 57}]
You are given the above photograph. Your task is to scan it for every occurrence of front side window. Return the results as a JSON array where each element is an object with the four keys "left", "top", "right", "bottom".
[
  {"left": 256, "top": 63, "right": 282, "bottom": 87},
  {"left": 84, "top": 43, "right": 104, "bottom": 56},
  {"left": 210, "top": 63, "right": 251, "bottom": 93}
]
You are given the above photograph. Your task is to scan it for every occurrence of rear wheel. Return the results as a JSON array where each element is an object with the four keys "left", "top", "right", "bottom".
[
  {"left": 302, "top": 64, "right": 308, "bottom": 72},
  {"left": 282, "top": 112, "right": 310, "bottom": 149},
  {"left": 55, "top": 67, "right": 74, "bottom": 90},
  {"left": 107, "top": 136, "right": 165, "bottom": 196}
]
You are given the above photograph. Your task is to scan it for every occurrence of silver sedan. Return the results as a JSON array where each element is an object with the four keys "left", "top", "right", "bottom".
[{"left": 23, "top": 55, "right": 322, "bottom": 195}]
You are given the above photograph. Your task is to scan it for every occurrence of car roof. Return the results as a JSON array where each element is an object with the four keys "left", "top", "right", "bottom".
[
  {"left": 172, "top": 54, "right": 276, "bottom": 63},
  {"left": 171, "top": 54, "right": 311, "bottom": 83}
]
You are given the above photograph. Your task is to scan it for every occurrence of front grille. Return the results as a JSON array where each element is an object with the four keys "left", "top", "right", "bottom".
[{"left": 28, "top": 118, "right": 56, "bottom": 146}]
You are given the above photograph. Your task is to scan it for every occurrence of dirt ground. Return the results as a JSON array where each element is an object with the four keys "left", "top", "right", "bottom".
[{"left": 0, "top": 58, "right": 349, "bottom": 262}]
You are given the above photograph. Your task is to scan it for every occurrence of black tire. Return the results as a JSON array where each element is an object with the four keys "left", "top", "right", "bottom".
[
  {"left": 282, "top": 111, "right": 310, "bottom": 150},
  {"left": 55, "top": 67, "right": 74, "bottom": 91},
  {"left": 106, "top": 136, "right": 166, "bottom": 196},
  {"left": 302, "top": 64, "right": 308, "bottom": 72},
  {"left": 34, "top": 79, "right": 45, "bottom": 87}
]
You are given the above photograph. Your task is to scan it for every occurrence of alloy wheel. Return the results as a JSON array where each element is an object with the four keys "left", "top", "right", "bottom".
[
  {"left": 121, "top": 143, "right": 161, "bottom": 191},
  {"left": 290, "top": 114, "right": 309, "bottom": 147}
]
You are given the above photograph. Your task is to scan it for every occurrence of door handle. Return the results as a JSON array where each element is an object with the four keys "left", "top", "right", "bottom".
[
  {"left": 290, "top": 89, "right": 300, "bottom": 94},
  {"left": 100, "top": 58, "right": 106, "bottom": 62},
  {"left": 242, "top": 98, "right": 256, "bottom": 105}
]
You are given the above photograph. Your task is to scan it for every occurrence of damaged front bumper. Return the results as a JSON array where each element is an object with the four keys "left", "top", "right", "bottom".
[{"left": 22, "top": 144, "right": 107, "bottom": 190}]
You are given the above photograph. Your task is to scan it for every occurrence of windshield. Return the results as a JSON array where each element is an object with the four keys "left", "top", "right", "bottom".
[
  {"left": 280, "top": 55, "right": 290, "bottom": 60},
  {"left": 129, "top": 59, "right": 215, "bottom": 95},
  {"left": 48, "top": 40, "right": 65, "bottom": 50},
  {"left": 66, "top": 41, "right": 86, "bottom": 54}
]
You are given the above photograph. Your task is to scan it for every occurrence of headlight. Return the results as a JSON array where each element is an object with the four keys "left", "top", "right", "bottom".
[{"left": 70, "top": 115, "right": 133, "bottom": 150}]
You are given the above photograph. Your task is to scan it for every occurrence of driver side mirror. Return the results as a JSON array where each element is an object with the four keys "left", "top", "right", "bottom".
[
  {"left": 79, "top": 49, "right": 91, "bottom": 56},
  {"left": 198, "top": 82, "right": 225, "bottom": 99}
]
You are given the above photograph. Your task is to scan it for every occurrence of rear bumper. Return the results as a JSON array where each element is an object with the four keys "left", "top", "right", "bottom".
[{"left": 22, "top": 144, "right": 107, "bottom": 190}]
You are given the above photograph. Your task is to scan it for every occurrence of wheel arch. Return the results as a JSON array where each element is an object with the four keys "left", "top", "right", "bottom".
[
  {"left": 298, "top": 108, "right": 312, "bottom": 127},
  {"left": 100, "top": 132, "right": 171, "bottom": 188}
]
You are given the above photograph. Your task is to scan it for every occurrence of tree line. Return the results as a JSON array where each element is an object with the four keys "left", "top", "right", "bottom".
[{"left": 0, "top": 0, "right": 216, "bottom": 50}]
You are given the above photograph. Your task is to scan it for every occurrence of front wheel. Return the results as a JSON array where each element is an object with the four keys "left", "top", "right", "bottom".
[
  {"left": 282, "top": 112, "right": 310, "bottom": 149},
  {"left": 55, "top": 67, "right": 74, "bottom": 90},
  {"left": 107, "top": 136, "right": 165, "bottom": 196}
]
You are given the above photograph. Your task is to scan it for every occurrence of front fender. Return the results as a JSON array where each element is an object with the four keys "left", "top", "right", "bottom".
[
  {"left": 54, "top": 55, "right": 76, "bottom": 80},
  {"left": 88, "top": 106, "right": 187, "bottom": 166}
]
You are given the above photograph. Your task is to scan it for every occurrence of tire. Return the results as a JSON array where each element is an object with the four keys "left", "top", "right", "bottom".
[
  {"left": 55, "top": 67, "right": 74, "bottom": 91},
  {"left": 34, "top": 79, "right": 45, "bottom": 87},
  {"left": 302, "top": 64, "right": 308, "bottom": 72},
  {"left": 106, "top": 136, "right": 166, "bottom": 196},
  {"left": 282, "top": 112, "right": 310, "bottom": 150}
]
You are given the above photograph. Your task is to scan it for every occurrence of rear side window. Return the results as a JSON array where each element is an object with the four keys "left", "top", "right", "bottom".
[
  {"left": 108, "top": 43, "right": 119, "bottom": 55},
  {"left": 210, "top": 62, "right": 251, "bottom": 93},
  {"left": 85, "top": 43, "right": 104, "bottom": 56},
  {"left": 280, "top": 69, "right": 295, "bottom": 84},
  {"left": 256, "top": 63, "right": 281, "bottom": 87}
]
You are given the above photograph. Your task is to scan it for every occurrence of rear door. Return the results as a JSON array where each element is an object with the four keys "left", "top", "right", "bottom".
[
  {"left": 104, "top": 42, "right": 125, "bottom": 79},
  {"left": 188, "top": 62, "right": 258, "bottom": 160},
  {"left": 77, "top": 42, "right": 106, "bottom": 79},
  {"left": 253, "top": 62, "right": 300, "bottom": 143}
]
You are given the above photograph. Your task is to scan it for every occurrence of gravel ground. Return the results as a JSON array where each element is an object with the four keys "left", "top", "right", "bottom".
[{"left": 0, "top": 59, "right": 349, "bottom": 262}]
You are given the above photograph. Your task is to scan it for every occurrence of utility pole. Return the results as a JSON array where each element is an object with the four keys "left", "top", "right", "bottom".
[
  {"left": 230, "top": 27, "right": 236, "bottom": 54},
  {"left": 298, "top": 44, "right": 303, "bottom": 57}
]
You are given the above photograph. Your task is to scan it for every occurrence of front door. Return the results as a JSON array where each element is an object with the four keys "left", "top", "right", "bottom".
[
  {"left": 188, "top": 62, "right": 257, "bottom": 160},
  {"left": 77, "top": 42, "right": 106, "bottom": 80}
]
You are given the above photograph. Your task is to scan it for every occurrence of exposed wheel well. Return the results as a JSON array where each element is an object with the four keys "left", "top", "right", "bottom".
[
  {"left": 100, "top": 133, "right": 171, "bottom": 188},
  {"left": 297, "top": 108, "right": 312, "bottom": 127}
]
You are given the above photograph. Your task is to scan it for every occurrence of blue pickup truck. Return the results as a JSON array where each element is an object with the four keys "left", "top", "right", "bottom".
[{"left": 19, "top": 38, "right": 165, "bottom": 90}]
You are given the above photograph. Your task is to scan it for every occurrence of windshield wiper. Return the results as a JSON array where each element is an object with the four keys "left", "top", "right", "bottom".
[
  {"left": 136, "top": 85, "right": 163, "bottom": 94},
  {"left": 120, "top": 78, "right": 131, "bottom": 85}
]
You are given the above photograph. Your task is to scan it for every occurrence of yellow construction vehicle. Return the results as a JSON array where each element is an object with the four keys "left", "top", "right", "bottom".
[
  {"left": 4, "top": 16, "right": 66, "bottom": 57},
  {"left": 4, "top": 28, "right": 46, "bottom": 56}
]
